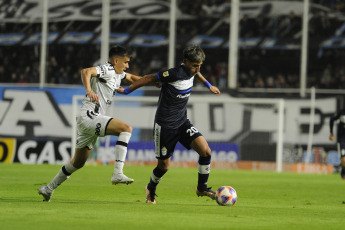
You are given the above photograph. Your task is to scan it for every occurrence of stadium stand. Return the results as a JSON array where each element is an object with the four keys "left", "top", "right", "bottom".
[{"left": 1, "top": 0, "right": 345, "bottom": 89}]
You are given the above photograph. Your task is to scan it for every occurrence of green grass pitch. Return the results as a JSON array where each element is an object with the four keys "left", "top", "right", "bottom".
[{"left": 0, "top": 163, "right": 344, "bottom": 230}]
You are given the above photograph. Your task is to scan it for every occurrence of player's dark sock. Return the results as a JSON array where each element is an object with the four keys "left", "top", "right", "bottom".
[
  {"left": 147, "top": 166, "right": 167, "bottom": 191},
  {"left": 197, "top": 155, "right": 211, "bottom": 191}
]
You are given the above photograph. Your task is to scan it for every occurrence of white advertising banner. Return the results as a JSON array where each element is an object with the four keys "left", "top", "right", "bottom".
[
  {"left": 0, "top": 86, "right": 338, "bottom": 164},
  {"left": 0, "top": 87, "right": 336, "bottom": 143}
]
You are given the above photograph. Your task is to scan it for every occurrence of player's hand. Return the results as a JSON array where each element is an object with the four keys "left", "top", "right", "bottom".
[
  {"left": 116, "top": 86, "right": 125, "bottom": 94},
  {"left": 87, "top": 90, "right": 99, "bottom": 102},
  {"left": 210, "top": 85, "right": 221, "bottom": 95},
  {"left": 153, "top": 81, "right": 161, "bottom": 88},
  {"left": 329, "top": 133, "right": 335, "bottom": 141}
]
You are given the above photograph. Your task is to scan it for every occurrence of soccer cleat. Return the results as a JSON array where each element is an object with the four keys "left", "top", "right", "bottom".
[
  {"left": 38, "top": 186, "right": 53, "bottom": 202},
  {"left": 196, "top": 187, "right": 217, "bottom": 200},
  {"left": 111, "top": 173, "right": 134, "bottom": 185},
  {"left": 145, "top": 185, "right": 157, "bottom": 204}
]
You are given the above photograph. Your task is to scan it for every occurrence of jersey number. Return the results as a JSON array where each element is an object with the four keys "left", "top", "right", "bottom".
[{"left": 187, "top": 127, "right": 198, "bottom": 136}]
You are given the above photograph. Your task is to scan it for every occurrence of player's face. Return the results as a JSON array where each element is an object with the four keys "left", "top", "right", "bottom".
[
  {"left": 183, "top": 59, "right": 203, "bottom": 76},
  {"left": 113, "top": 56, "right": 130, "bottom": 74}
]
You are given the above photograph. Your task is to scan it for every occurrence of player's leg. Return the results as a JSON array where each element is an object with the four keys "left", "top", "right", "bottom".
[
  {"left": 338, "top": 140, "right": 345, "bottom": 179},
  {"left": 145, "top": 123, "right": 174, "bottom": 204},
  {"left": 106, "top": 118, "right": 134, "bottom": 185},
  {"left": 341, "top": 157, "right": 345, "bottom": 179},
  {"left": 145, "top": 158, "right": 170, "bottom": 204},
  {"left": 38, "top": 147, "right": 91, "bottom": 202},
  {"left": 180, "top": 120, "right": 216, "bottom": 200},
  {"left": 190, "top": 136, "right": 216, "bottom": 200}
]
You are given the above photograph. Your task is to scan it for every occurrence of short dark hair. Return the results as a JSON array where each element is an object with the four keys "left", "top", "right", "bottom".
[
  {"left": 109, "top": 45, "right": 131, "bottom": 58},
  {"left": 183, "top": 45, "right": 205, "bottom": 62}
]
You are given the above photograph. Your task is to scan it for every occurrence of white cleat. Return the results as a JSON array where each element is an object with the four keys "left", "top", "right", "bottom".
[
  {"left": 111, "top": 173, "right": 134, "bottom": 185},
  {"left": 38, "top": 186, "right": 53, "bottom": 202}
]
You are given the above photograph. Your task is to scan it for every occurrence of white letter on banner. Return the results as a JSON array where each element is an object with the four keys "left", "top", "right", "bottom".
[
  {"left": 57, "top": 141, "right": 72, "bottom": 164},
  {"left": 18, "top": 141, "right": 37, "bottom": 163},
  {"left": 37, "top": 141, "right": 55, "bottom": 164}
]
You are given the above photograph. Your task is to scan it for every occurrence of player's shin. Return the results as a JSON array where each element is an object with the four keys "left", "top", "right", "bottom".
[
  {"left": 47, "top": 162, "right": 78, "bottom": 191},
  {"left": 147, "top": 167, "right": 167, "bottom": 190},
  {"left": 197, "top": 155, "right": 211, "bottom": 191},
  {"left": 113, "top": 132, "right": 131, "bottom": 175}
]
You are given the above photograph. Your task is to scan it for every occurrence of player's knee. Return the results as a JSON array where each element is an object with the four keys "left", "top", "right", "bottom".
[
  {"left": 122, "top": 123, "right": 132, "bottom": 133},
  {"left": 159, "top": 165, "right": 169, "bottom": 172},
  {"left": 199, "top": 146, "right": 211, "bottom": 158},
  {"left": 158, "top": 161, "right": 169, "bottom": 172}
]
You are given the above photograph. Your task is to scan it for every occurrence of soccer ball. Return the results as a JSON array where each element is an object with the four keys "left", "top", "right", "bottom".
[{"left": 216, "top": 186, "right": 237, "bottom": 206}]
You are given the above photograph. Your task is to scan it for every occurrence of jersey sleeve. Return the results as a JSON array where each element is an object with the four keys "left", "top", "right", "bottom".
[
  {"left": 157, "top": 68, "right": 178, "bottom": 83},
  {"left": 95, "top": 65, "right": 108, "bottom": 79},
  {"left": 95, "top": 64, "right": 115, "bottom": 82}
]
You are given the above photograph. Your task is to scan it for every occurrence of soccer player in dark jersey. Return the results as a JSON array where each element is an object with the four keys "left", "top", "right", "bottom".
[
  {"left": 329, "top": 109, "right": 345, "bottom": 179},
  {"left": 117, "top": 45, "right": 221, "bottom": 204}
]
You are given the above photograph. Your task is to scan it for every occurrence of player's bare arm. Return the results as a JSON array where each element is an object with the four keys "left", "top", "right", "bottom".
[
  {"left": 117, "top": 73, "right": 158, "bottom": 94},
  {"left": 196, "top": 72, "right": 221, "bottom": 95},
  {"left": 124, "top": 73, "right": 142, "bottom": 84},
  {"left": 80, "top": 67, "right": 99, "bottom": 102},
  {"left": 329, "top": 133, "right": 335, "bottom": 141}
]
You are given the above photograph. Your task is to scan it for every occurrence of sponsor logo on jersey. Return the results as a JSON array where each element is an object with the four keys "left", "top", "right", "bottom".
[
  {"left": 177, "top": 93, "right": 190, "bottom": 98},
  {"left": 163, "top": 71, "right": 169, "bottom": 77}
]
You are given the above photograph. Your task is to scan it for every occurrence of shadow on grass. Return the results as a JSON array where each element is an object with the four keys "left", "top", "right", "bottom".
[{"left": 0, "top": 197, "right": 216, "bottom": 207}]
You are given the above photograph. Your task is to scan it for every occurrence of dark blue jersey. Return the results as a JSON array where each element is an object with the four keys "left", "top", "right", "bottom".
[
  {"left": 155, "top": 65, "right": 194, "bottom": 129},
  {"left": 330, "top": 109, "right": 345, "bottom": 140}
]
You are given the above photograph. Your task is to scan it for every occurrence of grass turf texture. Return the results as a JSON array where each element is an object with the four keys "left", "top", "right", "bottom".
[{"left": 0, "top": 164, "right": 344, "bottom": 230}]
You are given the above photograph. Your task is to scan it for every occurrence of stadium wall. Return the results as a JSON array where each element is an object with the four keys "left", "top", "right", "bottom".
[{"left": 0, "top": 86, "right": 338, "bottom": 174}]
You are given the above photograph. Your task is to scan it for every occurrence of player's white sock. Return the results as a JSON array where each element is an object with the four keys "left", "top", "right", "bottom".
[
  {"left": 198, "top": 155, "right": 211, "bottom": 190},
  {"left": 47, "top": 162, "right": 78, "bottom": 191},
  {"left": 113, "top": 132, "right": 131, "bottom": 175}
]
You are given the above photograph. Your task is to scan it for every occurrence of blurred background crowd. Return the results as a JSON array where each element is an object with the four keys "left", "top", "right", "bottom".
[{"left": 1, "top": 0, "right": 345, "bottom": 90}]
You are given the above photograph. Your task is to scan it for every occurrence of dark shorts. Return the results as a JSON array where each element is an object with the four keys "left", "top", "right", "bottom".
[{"left": 153, "top": 119, "right": 202, "bottom": 159}]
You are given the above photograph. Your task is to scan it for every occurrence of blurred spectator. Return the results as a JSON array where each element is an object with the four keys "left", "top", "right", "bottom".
[
  {"left": 10, "top": 73, "right": 18, "bottom": 82},
  {"left": 275, "top": 73, "right": 288, "bottom": 88},
  {"left": 17, "top": 74, "right": 28, "bottom": 84},
  {"left": 149, "top": 55, "right": 164, "bottom": 73},
  {"left": 266, "top": 75, "right": 275, "bottom": 88},
  {"left": 254, "top": 76, "right": 265, "bottom": 88},
  {"left": 215, "top": 62, "right": 227, "bottom": 89}
]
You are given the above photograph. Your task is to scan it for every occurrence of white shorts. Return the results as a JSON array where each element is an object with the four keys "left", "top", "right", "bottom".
[{"left": 76, "top": 109, "right": 112, "bottom": 149}]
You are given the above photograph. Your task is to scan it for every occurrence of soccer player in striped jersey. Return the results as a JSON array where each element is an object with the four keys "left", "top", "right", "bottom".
[
  {"left": 329, "top": 109, "right": 345, "bottom": 179},
  {"left": 117, "top": 45, "right": 221, "bottom": 204},
  {"left": 38, "top": 45, "right": 142, "bottom": 202}
]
